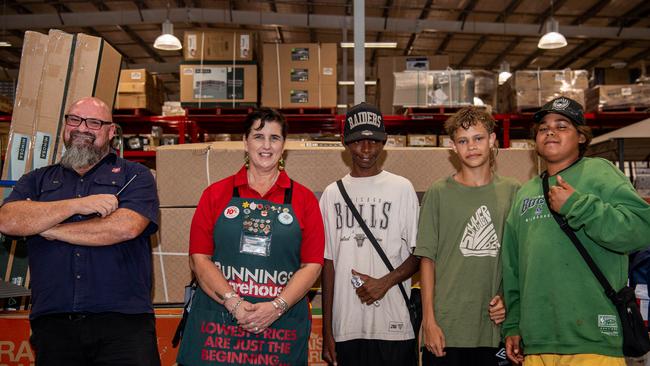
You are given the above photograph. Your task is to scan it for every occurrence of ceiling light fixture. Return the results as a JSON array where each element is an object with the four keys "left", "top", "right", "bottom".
[
  {"left": 498, "top": 61, "right": 512, "bottom": 85},
  {"left": 153, "top": 2, "right": 182, "bottom": 51},
  {"left": 537, "top": 18, "right": 567, "bottom": 49},
  {"left": 339, "top": 42, "right": 397, "bottom": 48}
]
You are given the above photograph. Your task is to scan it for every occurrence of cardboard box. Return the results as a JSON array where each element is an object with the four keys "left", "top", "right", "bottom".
[
  {"left": 180, "top": 64, "right": 257, "bottom": 105},
  {"left": 393, "top": 70, "right": 474, "bottom": 107},
  {"left": 66, "top": 33, "right": 122, "bottom": 110},
  {"left": 1, "top": 31, "right": 49, "bottom": 199},
  {"left": 262, "top": 43, "right": 337, "bottom": 108},
  {"left": 586, "top": 84, "right": 650, "bottom": 111},
  {"left": 509, "top": 139, "right": 536, "bottom": 149},
  {"left": 439, "top": 135, "right": 453, "bottom": 148},
  {"left": 31, "top": 30, "right": 75, "bottom": 171},
  {"left": 407, "top": 134, "right": 437, "bottom": 147},
  {"left": 156, "top": 141, "right": 540, "bottom": 207},
  {"left": 183, "top": 30, "right": 254, "bottom": 62},
  {"left": 514, "top": 70, "right": 589, "bottom": 91},
  {"left": 591, "top": 67, "right": 641, "bottom": 86},
  {"left": 377, "top": 55, "right": 449, "bottom": 114},
  {"left": 386, "top": 135, "right": 406, "bottom": 147},
  {"left": 116, "top": 69, "right": 162, "bottom": 114},
  {"left": 473, "top": 70, "right": 497, "bottom": 108},
  {"left": 51, "top": 33, "right": 122, "bottom": 163}
]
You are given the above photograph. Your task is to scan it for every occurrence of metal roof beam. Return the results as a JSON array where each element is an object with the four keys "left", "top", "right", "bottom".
[
  {"left": 2, "top": 9, "right": 650, "bottom": 40},
  {"left": 581, "top": 41, "right": 631, "bottom": 69},
  {"left": 404, "top": 0, "right": 432, "bottom": 55}
]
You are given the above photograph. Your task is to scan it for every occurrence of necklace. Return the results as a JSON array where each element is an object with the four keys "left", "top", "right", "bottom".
[{"left": 248, "top": 169, "right": 280, "bottom": 196}]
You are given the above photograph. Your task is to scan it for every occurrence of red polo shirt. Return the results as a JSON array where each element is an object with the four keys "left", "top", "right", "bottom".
[{"left": 189, "top": 166, "right": 325, "bottom": 265}]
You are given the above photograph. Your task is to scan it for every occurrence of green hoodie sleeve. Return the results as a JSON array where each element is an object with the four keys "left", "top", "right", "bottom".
[
  {"left": 559, "top": 162, "right": 650, "bottom": 253},
  {"left": 501, "top": 203, "right": 521, "bottom": 337}
]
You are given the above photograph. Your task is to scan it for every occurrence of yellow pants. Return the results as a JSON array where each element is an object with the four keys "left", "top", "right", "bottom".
[{"left": 524, "top": 353, "right": 626, "bottom": 366}]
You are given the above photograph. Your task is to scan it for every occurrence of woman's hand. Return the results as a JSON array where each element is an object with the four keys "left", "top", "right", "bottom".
[{"left": 237, "top": 301, "right": 282, "bottom": 334}]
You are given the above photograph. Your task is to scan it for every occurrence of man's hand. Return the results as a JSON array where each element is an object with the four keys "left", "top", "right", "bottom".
[
  {"left": 351, "top": 269, "right": 389, "bottom": 305},
  {"left": 75, "top": 194, "right": 118, "bottom": 217},
  {"left": 505, "top": 335, "right": 524, "bottom": 365},
  {"left": 321, "top": 330, "right": 337, "bottom": 365},
  {"left": 547, "top": 175, "right": 574, "bottom": 212},
  {"left": 422, "top": 317, "right": 446, "bottom": 357},
  {"left": 488, "top": 295, "right": 506, "bottom": 325}
]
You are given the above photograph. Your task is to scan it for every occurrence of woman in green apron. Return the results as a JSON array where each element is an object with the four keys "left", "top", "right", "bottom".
[{"left": 177, "top": 108, "right": 325, "bottom": 365}]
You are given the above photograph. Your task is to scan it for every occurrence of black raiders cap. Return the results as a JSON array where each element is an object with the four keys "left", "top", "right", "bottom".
[
  {"left": 343, "top": 102, "right": 387, "bottom": 144},
  {"left": 534, "top": 96, "right": 585, "bottom": 125}
]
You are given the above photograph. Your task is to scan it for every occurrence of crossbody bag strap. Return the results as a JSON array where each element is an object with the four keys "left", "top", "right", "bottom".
[
  {"left": 336, "top": 180, "right": 411, "bottom": 305},
  {"left": 542, "top": 173, "right": 617, "bottom": 300}
]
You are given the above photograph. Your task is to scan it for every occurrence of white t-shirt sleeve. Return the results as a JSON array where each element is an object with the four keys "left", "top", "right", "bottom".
[
  {"left": 320, "top": 185, "right": 334, "bottom": 260},
  {"left": 401, "top": 179, "right": 420, "bottom": 250}
]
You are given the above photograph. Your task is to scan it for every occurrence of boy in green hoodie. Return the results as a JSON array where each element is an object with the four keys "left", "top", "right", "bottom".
[{"left": 502, "top": 97, "right": 650, "bottom": 366}]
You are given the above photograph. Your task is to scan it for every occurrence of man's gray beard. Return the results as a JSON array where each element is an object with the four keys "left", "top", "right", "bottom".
[{"left": 60, "top": 137, "right": 109, "bottom": 170}]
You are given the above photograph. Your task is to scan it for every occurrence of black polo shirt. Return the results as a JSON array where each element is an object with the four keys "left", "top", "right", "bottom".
[{"left": 4, "top": 153, "right": 159, "bottom": 319}]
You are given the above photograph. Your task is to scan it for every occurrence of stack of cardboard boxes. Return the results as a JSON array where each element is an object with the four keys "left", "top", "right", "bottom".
[
  {"left": 587, "top": 68, "right": 650, "bottom": 111},
  {"left": 261, "top": 43, "right": 338, "bottom": 109},
  {"left": 179, "top": 29, "right": 257, "bottom": 106},
  {"left": 1, "top": 30, "right": 121, "bottom": 199},
  {"left": 115, "top": 69, "right": 165, "bottom": 114},
  {"left": 499, "top": 69, "right": 589, "bottom": 112}
]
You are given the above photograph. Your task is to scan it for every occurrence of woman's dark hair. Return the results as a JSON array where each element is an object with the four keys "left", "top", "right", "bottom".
[{"left": 244, "top": 108, "right": 288, "bottom": 139}]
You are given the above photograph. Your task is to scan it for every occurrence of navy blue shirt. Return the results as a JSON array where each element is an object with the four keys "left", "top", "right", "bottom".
[{"left": 4, "top": 153, "right": 159, "bottom": 319}]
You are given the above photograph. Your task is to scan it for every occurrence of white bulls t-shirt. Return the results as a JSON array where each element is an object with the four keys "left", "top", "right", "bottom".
[{"left": 320, "top": 170, "right": 419, "bottom": 341}]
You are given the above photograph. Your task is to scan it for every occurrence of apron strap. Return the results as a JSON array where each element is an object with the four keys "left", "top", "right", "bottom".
[
  {"left": 284, "top": 180, "right": 293, "bottom": 204},
  {"left": 231, "top": 179, "right": 292, "bottom": 202}
]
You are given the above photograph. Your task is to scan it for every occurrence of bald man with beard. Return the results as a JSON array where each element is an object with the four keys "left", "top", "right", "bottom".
[{"left": 0, "top": 97, "right": 161, "bottom": 366}]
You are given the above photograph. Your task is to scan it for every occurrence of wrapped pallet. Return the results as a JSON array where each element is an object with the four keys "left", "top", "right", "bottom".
[
  {"left": 508, "top": 69, "right": 589, "bottom": 111},
  {"left": 393, "top": 70, "right": 475, "bottom": 107}
]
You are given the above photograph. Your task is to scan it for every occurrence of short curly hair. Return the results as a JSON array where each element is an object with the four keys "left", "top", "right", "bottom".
[{"left": 444, "top": 106, "right": 496, "bottom": 140}]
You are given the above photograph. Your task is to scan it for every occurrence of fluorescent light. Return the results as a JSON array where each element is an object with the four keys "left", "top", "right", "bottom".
[
  {"left": 338, "top": 80, "right": 377, "bottom": 86},
  {"left": 498, "top": 61, "right": 512, "bottom": 85},
  {"left": 339, "top": 42, "right": 397, "bottom": 48},
  {"left": 538, "top": 18, "right": 567, "bottom": 49},
  {"left": 154, "top": 19, "right": 182, "bottom": 51},
  {"left": 0, "top": 41, "right": 10, "bottom": 47},
  {"left": 337, "top": 104, "right": 348, "bottom": 108}
]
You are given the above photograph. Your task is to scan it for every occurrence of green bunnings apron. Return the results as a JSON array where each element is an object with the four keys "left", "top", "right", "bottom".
[{"left": 177, "top": 181, "right": 310, "bottom": 366}]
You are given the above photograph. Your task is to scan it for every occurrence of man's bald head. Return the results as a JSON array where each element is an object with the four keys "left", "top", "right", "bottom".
[{"left": 68, "top": 97, "right": 113, "bottom": 122}]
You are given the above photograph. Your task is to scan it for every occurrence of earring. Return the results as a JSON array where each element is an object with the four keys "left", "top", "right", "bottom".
[
  {"left": 244, "top": 153, "right": 250, "bottom": 169},
  {"left": 278, "top": 157, "right": 285, "bottom": 171}
]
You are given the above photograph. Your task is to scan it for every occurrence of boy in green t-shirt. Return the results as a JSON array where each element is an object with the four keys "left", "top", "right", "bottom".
[{"left": 415, "top": 107, "right": 519, "bottom": 366}]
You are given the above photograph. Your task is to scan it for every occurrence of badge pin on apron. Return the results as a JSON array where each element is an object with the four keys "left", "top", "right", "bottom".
[
  {"left": 224, "top": 206, "right": 240, "bottom": 219},
  {"left": 278, "top": 212, "right": 294, "bottom": 225}
]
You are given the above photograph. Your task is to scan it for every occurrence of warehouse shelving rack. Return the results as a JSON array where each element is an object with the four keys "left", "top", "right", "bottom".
[{"left": 2, "top": 110, "right": 649, "bottom": 165}]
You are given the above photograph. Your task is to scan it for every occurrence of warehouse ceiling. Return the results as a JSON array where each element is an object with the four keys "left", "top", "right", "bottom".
[{"left": 0, "top": 0, "right": 648, "bottom": 100}]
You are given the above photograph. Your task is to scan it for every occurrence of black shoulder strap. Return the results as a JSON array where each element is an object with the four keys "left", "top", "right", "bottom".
[
  {"left": 232, "top": 186, "right": 240, "bottom": 198},
  {"left": 336, "top": 179, "right": 411, "bottom": 306},
  {"left": 541, "top": 173, "right": 617, "bottom": 300},
  {"left": 284, "top": 180, "right": 294, "bottom": 204}
]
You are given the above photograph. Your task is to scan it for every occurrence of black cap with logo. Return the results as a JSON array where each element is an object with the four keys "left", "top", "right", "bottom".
[
  {"left": 534, "top": 96, "right": 585, "bottom": 125},
  {"left": 343, "top": 102, "right": 387, "bottom": 144}
]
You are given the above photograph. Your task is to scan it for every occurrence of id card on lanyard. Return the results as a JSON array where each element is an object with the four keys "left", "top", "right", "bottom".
[{"left": 240, "top": 213, "right": 273, "bottom": 256}]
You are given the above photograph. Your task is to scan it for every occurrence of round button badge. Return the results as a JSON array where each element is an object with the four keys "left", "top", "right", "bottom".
[
  {"left": 224, "top": 206, "right": 240, "bottom": 219},
  {"left": 278, "top": 212, "right": 294, "bottom": 225}
]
